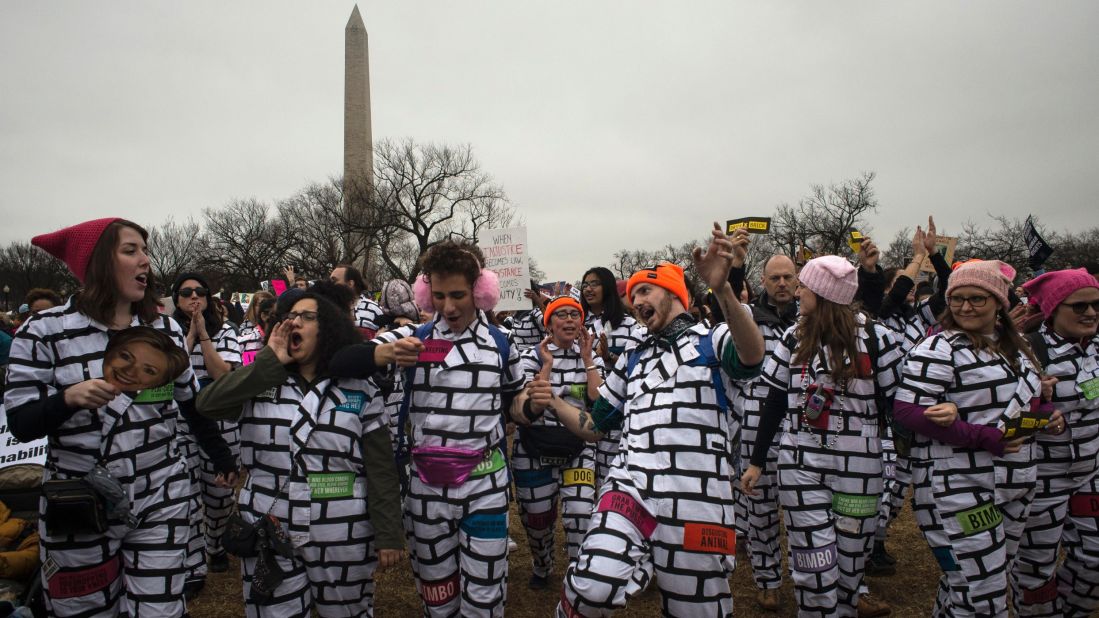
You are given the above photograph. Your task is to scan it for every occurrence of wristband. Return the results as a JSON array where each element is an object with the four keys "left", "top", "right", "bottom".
[
  {"left": 585, "top": 365, "right": 599, "bottom": 372},
  {"left": 199, "top": 337, "right": 211, "bottom": 342}
]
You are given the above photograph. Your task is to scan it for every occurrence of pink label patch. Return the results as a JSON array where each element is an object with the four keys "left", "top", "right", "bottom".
[
  {"left": 358, "top": 327, "right": 377, "bottom": 340},
  {"left": 421, "top": 573, "right": 459, "bottom": 606},
  {"left": 418, "top": 339, "right": 454, "bottom": 363},
  {"left": 525, "top": 508, "right": 557, "bottom": 530},
  {"left": 48, "top": 555, "right": 120, "bottom": 599},
  {"left": 241, "top": 350, "right": 258, "bottom": 366},
  {"left": 597, "top": 491, "right": 657, "bottom": 538}
]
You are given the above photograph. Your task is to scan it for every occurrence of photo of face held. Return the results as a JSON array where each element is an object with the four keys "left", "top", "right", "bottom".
[{"left": 102, "top": 326, "right": 190, "bottom": 392}]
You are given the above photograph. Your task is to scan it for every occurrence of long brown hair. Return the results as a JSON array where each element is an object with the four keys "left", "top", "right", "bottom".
[
  {"left": 940, "top": 306, "right": 1038, "bottom": 374},
  {"left": 793, "top": 297, "right": 861, "bottom": 381},
  {"left": 244, "top": 291, "right": 275, "bottom": 325},
  {"left": 75, "top": 220, "right": 159, "bottom": 325}
]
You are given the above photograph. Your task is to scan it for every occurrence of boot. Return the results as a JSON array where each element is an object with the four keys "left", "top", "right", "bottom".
[
  {"left": 857, "top": 593, "right": 892, "bottom": 617},
  {"left": 866, "top": 541, "right": 897, "bottom": 576}
]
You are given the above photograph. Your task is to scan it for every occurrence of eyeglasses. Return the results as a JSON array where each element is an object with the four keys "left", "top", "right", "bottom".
[
  {"left": 284, "top": 310, "right": 319, "bottom": 323},
  {"left": 947, "top": 294, "right": 989, "bottom": 309},
  {"left": 178, "top": 287, "right": 208, "bottom": 298},
  {"left": 553, "top": 310, "right": 582, "bottom": 320},
  {"left": 580, "top": 281, "right": 601, "bottom": 290},
  {"left": 1063, "top": 300, "right": 1099, "bottom": 315}
]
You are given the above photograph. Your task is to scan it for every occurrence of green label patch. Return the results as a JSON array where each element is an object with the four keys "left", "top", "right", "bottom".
[
  {"left": 469, "top": 449, "right": 506, "bottom": 478},
  {"left": 831, "top": 493, "right": 879, "bottom": 518},
  {"left": 133, "top": 383, "right": 174, "bottom": 403},
  {"left": 308, "top": 472, "right": 357, "bottom": 499},
  {"left": 956, "top": 502, "right": 1003, "bottom": 536}
]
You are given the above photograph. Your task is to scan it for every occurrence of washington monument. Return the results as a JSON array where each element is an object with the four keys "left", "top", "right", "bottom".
[{"left": 344, "top": 5, "right": 373, "bottom": 193}]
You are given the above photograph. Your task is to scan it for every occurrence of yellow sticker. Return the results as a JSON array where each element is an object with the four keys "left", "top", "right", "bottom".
[
  {"left": 726, "top": 217, "right": 772, "bottom": 235},
  {"left": 847, "top": 229, "right": 864, "bottom": 253},
  {"left": 562, "top": 467, "right": 594, "bottom": 487}
]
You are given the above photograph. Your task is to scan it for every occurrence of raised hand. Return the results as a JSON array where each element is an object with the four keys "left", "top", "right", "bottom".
[
  {"left": 578, "top": 329, "right": 595, "bottom": 364},
  {"left": 392, "top": 337, "right": 424, "bottom": 367},
  {"left": 911, "top": 226, "right": 928, "bottom": 260},
  {"left": 284, "top": 265, "right": 296, "bottom": 283},
  {"left": 923, "top": 216, "right": 938, "bottom": 255},
  {"left": 692, "top": 222, "right": 737, "bottom": 291},
  {"left": 266, "top": 320, "right": 295, "bottom": 365}
]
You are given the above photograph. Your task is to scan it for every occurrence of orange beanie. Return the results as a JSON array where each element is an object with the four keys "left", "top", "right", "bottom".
[
  {"left": 626, "top": 262, "right": 690, "bottom": 309},
  {"left": 543, "top": 296, "right": 584, "bottom": 326}
]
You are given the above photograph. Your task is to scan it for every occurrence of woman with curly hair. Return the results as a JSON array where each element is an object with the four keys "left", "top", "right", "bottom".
[{"left": 196, "top": 289, "right": 404, "bottom": 617}]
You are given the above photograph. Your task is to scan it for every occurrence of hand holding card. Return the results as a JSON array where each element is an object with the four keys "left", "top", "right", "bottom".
[{"left": 418, "top": 339, "right": 454, "bottom": 363}]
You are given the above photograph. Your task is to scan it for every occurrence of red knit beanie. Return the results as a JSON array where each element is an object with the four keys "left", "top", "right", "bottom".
[
  {"left": 1021, "top": 268, "right": 1099, "bottom": 319},
  {"left": 627, "top": 262, "right": 690, "bottom": 309},
  {"left": 31, "top": 218, "right": 121, "bottom": 282}
]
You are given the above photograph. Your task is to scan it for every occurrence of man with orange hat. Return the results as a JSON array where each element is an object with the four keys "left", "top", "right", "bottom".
[
  {"left": 509, "top": 295, "right": 604, "bottom": 590},
  {"left": 548, "top": 223, "right": 764, "bottom": 617}
]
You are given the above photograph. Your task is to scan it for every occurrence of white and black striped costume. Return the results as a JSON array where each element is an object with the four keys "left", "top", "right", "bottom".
[
  {"left": 514, "top": 343, "right": 602, "bottom": 579},
  {"left": 237, "top": 320, "right": 265, "bottom": 364},
  {"left": 583, "top": 313, "right": 646, "bottom": 491},
  {"left": 895, "top": 330, "right": 1042, "bottom": 617},
  {"left": 4, "top": 299, "right": 217, "bottom": 617},
  {"left": 1013, "top": 324, "right": 1099, "bottom": 617},
  {"left": 354, "top": 294, "right": 383, "bottom": 334},
  {"left": 230, "top": 373, "right": 388, "bottom": 617},
  {"left": 181, "top": 322, "right": 241, "bottom": 579},
  {"left": 734, "top": 295, "right": 796, "bottom": 592},
  {"left": 509, "top": 309, "right": 545, "bottom": 352},
  {"left": 376, "top": 313, "right": 524, "bottom": 617},
  {"left": 754, "top": 315, "right": 903, "bottom": 617},
  {"left": 559, "top": 316, "right": 759, "bottom": 618}
]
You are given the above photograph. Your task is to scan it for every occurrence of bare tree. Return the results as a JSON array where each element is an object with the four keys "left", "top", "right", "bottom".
[
  {"left": 1046, "top": 227, "right": 1099, "bottom": 271},
  {"left": 955, "top": 214, "right": 1032, "bottom": 280},
  {"left": 202, "top": 198, "right": 296, "bottom": 291},
  {"left": 148, "top": 217, "right": 203, "bottom": 291},
  {"left": 372, "top": 139, "right": 513, "bottom": 281},
  {"left": 771, "top": 172, "right": 880, "bottom": 258},
  {"left": 0, "top": 242, "right": 79, "bottom": 305},
  {"left": 881, "top": 227, "right": 913, "bottom": 269}
]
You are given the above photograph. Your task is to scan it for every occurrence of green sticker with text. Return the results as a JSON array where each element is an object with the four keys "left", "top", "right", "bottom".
[
  {"left": 956, "top": 502, "right": 1003, "bottom": 536},
  {"left": 470, "top": 449, "right": 506, "bottom": 477},
  {"left": 1080, "top": 376, "right": 1099, "bottom": 400},
  {"left": 308, "top": 472, "right": 357, "bottom": 499},
  {"left": 831, "top": 493, "right": 879, "bottom": 518},
  {"left": 133, "top": 383, "right": 174, "bottom": 403}
]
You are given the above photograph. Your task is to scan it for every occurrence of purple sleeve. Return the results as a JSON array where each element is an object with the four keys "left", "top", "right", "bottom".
[{"left": 893, "top": 400, "right": 1006, "bottom": 456}]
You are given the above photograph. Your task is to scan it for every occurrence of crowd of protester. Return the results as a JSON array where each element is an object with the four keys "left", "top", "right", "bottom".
[{"left": 1, "top": 215, "right": 1097, "bottom": 617}]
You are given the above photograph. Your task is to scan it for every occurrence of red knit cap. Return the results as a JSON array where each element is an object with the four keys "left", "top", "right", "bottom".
[
  {"left": 1021, "top": 268, "right": 1099, "bottom": 319},
  {"left": 947, "top": 260, "right": 1015, "bottom": 309},
  {"left": 31, "top": 218, "right": 121, "bottom": 282},
  {"left": 627, "top": 262, "right": 690, "bottom": 309},
  {"left": 543, "top": 296, "right": 584, "bottom": 327}
]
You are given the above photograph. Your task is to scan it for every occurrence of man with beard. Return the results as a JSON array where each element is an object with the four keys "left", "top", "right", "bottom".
[{"left": 548, "top": 224, "right": 765, "bottom": 617}]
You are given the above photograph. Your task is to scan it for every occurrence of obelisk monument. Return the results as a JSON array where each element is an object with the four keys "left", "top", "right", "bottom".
[{"left": 344, "top": 5, "right": 373, "bottom": 193}]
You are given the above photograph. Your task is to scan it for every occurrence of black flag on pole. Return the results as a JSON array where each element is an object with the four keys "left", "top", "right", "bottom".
[{"left": 1024, "top": 215, "right": 1054, "bottom": 271}]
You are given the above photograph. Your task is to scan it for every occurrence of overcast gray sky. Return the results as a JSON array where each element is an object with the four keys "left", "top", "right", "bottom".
[{"left": 2, "top": 1, "right": 1096, "bottom": 282}]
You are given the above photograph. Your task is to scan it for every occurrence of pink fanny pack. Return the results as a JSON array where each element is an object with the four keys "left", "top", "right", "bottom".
[{"left": 411, "top": 446, "right": 486, "bottom": 486}]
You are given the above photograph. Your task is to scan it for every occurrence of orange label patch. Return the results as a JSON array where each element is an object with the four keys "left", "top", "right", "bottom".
[{"left": 683, "top": 522, "right": 736, "bottom": 554}]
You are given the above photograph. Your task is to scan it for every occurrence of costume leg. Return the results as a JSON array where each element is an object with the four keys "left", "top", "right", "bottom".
[
  {"left": 119, "top": 486, "right": 190, "bottom": 617},
  {"left": 559, "top": 509, "right": 652, "bottom": 618},
  {"left": 39, "top": 522, "right": 124, "bottom": 617},
  {"left": 240, "top": 550, "right": 311, "bottom": 618},
  {"left": 200, "top": 421, "right": 240, "bottom": 560},
  {"left": 1012, "top": 458, "right": 1070, "bottom": 617},
  {"left": 1058, "top": 471, "right": 1099, "bottom": 617},
  {"left": 179, "top": 434, "right": 207, "bottom": 584},
  {"left": 744, "top": 443, "right": 783, "bottom": 590},
  {"left": 300, "top": 507, "right": 378, "bottom": 618},
  {"left": 406, "top": 476, "right": 462, "bottom": 617},
  {"left": 559, "top": 447, "right": 597, "bottom": 566},
  {"left": 513, "top": 440, "right": 559, "bottom": 578},
  {"left": 652, "top": 520, "right": 734, "bottom": 617},
  {"left": 778, "top": 462, "right": 842, "bottom": 617}
]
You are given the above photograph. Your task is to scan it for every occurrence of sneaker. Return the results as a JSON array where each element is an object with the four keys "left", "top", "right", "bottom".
[
  {"left": 183, "top": 578, "right": 206, "bottom": 602},
  {"left": 755, "top": 588, "right": 780, "bottom": 612},
  {"left": 857, "top": 593, "right": 892, "bottom": 617},
  {"left": 528, "top": 573, "right": 549, "bottom": 590},
  {"left": 507, "top": 536, "right": 518, "bottom": 552},
  {"left": 208, "top": 552, "right": 229, "bottom": 573}
]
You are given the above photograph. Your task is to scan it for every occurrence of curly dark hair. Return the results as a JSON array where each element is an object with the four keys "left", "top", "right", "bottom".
[
  {"left": 289, "top": 292, "right": 361, "bottom": 376},
  {"left": 308, "top": 281, "right": 357, "bottom": 314},
  {"left": 25, "top": 287, "right": 63, "bottom": 309},
  {"left": 420, "top": 240, "right": 484, "bottom": 287}
]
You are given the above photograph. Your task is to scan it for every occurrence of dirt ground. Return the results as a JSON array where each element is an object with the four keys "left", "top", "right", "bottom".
[{"left": 190, "top": 491, "right": 944, "bottom": 617}]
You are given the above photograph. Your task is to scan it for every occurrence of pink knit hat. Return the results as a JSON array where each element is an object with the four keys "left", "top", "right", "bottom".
[
  {"left": 947, "top": 260, "right": 1015, "bottom": 309},
  {"left": 31, "top": 217, "right": 121, "bottom": 282},
  {"left": 798, "top": 255, "right": 858, "bottom": 305},
  {"left": 1022, "top": 268, "right": 1099, "bottom": 319}
]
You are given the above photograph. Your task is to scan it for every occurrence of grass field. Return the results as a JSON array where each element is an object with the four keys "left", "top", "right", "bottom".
[{"left": 190, "top": 490, "right": 945, "bottom": 617}]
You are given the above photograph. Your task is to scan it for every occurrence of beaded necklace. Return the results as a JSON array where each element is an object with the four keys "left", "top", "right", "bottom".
[{"left": 796, "top": 358, "right": 847, "bottom": 450}]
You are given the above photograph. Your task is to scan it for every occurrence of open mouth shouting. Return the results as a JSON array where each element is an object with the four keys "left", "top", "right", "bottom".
[{"left": 289, "top": 331, "right": 304, "bottom": 354}]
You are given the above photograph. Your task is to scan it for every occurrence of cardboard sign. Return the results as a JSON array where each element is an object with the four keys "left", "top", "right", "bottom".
[
  {"left": 919, "top": 236, "right": 957, "bottom": 273},
  {"left": 480, "top": 227, "right": 530, "bottom": 312},
  {"left": 847, "top": 229, "right": 865, "bottom": 253},
  {"left": 418, "top": 339, "right": 454, "bottom": 363},
  {"left": 726, "top": 217, "right": 772, "bottom": 235},
  {"left": 539, "top": 281, "right": 572, "bottom": 298}
]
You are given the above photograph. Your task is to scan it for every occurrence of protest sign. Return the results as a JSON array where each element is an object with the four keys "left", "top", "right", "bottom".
[
  {"left": 847, "top": 229, "right": 865, "bottom": 253},
  {"left": 0, "top": 408, "right": 48, "bottom": 467},
  {"left": 726, "top": 217, "right": 772, "bottom": 235},
  {"left": 480, "top": 227, "right": 530, "bottom": 312},
  {"left": 920, "top": 236, "right": 957, "bottom": 273},
  {"left": 1025, "top": 216, "right": 1054, "bottom": 271}
]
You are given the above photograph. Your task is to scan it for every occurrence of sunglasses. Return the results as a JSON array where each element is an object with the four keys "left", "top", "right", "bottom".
[
  {"left": 178, "top": 287, "right": 208, "bottom": 298},
  {"left": 1063, "top": 300, "right": 1099, "bottom": 315}
]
